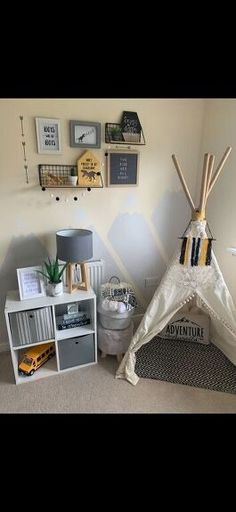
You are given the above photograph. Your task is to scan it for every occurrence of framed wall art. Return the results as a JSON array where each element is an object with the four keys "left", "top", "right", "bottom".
[
  {"left": 35, "top": 117, "right": 62, "bottom": 154},
  {"left": 17, "top": 266, "right": 46, "bottom": 300},
  {"left": 106, "top": 150, "right": 139, "bottom": 187},
  {"left": 77, "top": 150, "right": 103, "bottom": 188},
  {"left": 121, "top": 111, "right": 142, "bottom": 134},
  {"left": 70, "top": 120, "right": 101, "bottom": 148}
]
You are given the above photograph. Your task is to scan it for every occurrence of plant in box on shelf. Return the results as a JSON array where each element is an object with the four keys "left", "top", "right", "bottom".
[
  {"left": 38, "top": 257, "right": 68, "bottom": 296},
  {"left": 110, "top": 125, "right": 123, "bottom": 141},
  {"left": 68, "top": 167, "right": 78, "bottom": 186}
]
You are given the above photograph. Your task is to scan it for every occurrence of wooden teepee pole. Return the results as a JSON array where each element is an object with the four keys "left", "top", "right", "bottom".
[
  {"left": 207, "top": 146, "right": 232, "bottom": 197},
  {"left": 199, "top": 153, "right": 210, "bottom": 216},
  {"left": 204, "top": 154, "right": 215, "bottom": 210},
  {"left": 172, "top": 154, "right": 195, "bottom": 211}
]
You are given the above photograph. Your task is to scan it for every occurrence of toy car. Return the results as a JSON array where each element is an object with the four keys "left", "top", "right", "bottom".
[{"left": 18, "top": 342, "right": 55, "bottom": 376}]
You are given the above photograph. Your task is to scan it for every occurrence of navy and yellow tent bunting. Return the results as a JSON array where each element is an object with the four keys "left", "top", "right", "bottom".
[{"left": 179, "top": 237, "right": 213, "bottom": 266}]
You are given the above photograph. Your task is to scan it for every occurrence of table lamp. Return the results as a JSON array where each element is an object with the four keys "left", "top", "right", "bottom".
[{"left": 56, "top": 229, "right": 93, "bottom": 292}]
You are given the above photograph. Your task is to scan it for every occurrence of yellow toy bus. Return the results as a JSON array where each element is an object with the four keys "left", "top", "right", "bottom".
[{"left": 18, "top": 342, "right": 55, "bottom": 376}]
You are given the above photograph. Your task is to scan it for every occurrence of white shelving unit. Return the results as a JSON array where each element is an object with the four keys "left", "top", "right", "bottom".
[{"left": 4, "top": 289, "right": 97, "bottom": 384}]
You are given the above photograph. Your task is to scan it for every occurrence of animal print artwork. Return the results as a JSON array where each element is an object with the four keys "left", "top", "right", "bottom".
[
  {"left": 77, "top": 150, "right": 103, "bottom": 188},
  {"left": 82, "top": 170, "right": 97, "bottom": 182},
  {"left": 76, "top": 128, "right": 95, "bottom": 143}
]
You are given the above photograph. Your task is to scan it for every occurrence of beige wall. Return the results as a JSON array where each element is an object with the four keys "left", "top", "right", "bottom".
[
  {"left": 200, "top": 99, "right": 236, "bottom": 301},
  {"left": 0, "top": 98, "right": 205, "bottom": 349}
]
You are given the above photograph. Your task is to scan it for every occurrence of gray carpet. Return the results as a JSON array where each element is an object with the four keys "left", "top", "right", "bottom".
[
  {"left": 135, "top": 337, "right": 236, "bottom": 394},
  {"left": 1, "top": 350, "right": 236, "bottom": 412}
]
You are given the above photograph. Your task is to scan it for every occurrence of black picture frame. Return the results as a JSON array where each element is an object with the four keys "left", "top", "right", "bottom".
[{"left": 121, "top": 111, "right": 142, "bottom": 134}]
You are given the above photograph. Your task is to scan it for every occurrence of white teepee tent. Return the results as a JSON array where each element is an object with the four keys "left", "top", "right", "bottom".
[{"left": 116, "top": 147, "right": 236, "bottom": 385}]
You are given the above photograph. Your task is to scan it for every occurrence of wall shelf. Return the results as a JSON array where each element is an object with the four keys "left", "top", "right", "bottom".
[
  {"left": 105, "top": 123, "right": 146, "bottom": 145},
  {"left": 38, "top": 164, "right": 103, "bottom": 190}
]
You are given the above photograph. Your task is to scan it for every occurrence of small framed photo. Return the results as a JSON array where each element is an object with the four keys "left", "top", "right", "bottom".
[
  {"left": 70, "top": 120, "right": 101, "bottom": 148},
  {"left": 67, "top": 303, "right": 79, "bottom": 315},
  {"left": 35, "top": 117, "right": 62, "bottom": 154},
  {"left": 17, "top": 266, "right": 46, "bottom": 300}
]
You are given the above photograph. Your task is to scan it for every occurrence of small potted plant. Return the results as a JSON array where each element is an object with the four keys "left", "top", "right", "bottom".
[
  {"left": 68, "top": 167, "right": 78, "bottom": 186},
  {"left": 38, "top": 257, "right": 68, "bottom": 296},
  {"left": 110, "top": 125, "right": 123, "bottom": 141}
]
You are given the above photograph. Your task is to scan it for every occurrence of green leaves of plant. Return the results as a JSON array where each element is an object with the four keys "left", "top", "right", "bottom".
[{"left": 37, "top": 257, "right": 68, "bottom": 284}]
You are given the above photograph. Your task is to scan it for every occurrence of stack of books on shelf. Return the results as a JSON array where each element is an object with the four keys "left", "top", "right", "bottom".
[{"left": 57, "top": 311, "right": 90, "bottom": 330}]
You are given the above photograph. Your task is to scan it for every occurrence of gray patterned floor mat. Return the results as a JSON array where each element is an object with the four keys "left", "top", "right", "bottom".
[{"left": 135, "top": 337, "right": 236, "bottom": 394}]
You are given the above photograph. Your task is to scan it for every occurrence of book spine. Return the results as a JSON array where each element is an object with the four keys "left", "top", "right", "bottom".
[
  {"left": 62, "top": 315, "right": 88, "bottom": 325},
  {"left": 58, "top": 319, "right": 90, "bottom": 330},
  {"left": 63, "top": 312, "right": 84, "bottom": 320}
]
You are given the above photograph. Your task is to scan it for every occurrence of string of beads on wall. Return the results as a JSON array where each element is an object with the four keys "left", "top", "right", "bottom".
[{"left": 19, "top": 115, "right": 29, "bottom": 183}]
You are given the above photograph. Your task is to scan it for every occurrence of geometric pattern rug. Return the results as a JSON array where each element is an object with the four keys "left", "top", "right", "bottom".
[{"left": 135, "top": 337, "right": 236, "bottom": 394}]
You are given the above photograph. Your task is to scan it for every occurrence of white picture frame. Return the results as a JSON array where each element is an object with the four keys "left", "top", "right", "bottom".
[
  {"left": 35, "top": 117, "right": 62, "bottom": 154},
  {"left": 17, "top": 266, "right": 46, "bottom": 300}
]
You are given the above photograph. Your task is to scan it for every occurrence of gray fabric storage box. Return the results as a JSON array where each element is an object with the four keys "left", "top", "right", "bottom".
[
  {"left": 58, "top": 334, "right": 95, "bottom": 370},
  {"left": 9, "top": 307, "right": 54, "bottom": 347}
]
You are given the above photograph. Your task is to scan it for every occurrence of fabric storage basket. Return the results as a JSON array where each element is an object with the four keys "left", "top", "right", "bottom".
[
  {"left": 97, "top": 303, "right": 134, "bottom": 330},
  {"left": 99, "top": 276, "right": 136, "bottom": 306},
  {"left": 98, "top": 276, "right": 137, "bottom": 330}
]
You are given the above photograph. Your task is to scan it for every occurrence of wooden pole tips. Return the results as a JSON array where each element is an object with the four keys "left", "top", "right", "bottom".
[
  {"left": 172, "top": 154, "right": 195, "bottom": 211},
  {"left": 207, "top": 146, "right": 232, "bottom": 197}
]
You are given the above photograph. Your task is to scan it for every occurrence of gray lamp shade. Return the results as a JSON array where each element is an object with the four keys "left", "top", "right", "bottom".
[{"left": 56, "top": 229, "right": 93, "bottom": 263}]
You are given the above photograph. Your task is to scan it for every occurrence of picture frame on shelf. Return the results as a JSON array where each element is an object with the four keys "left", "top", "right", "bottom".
[
  {"left": 35, "top": 117, "right": 62, "bottom": 154},
  {"left": 70, "top": 120, "right": 101, "bottom": 148},
  {"left": 17, "top": 266, "right": 46, "bottom": 300},
  {"left": 121, "top": 111, "right": 142, "bottom": 135}
]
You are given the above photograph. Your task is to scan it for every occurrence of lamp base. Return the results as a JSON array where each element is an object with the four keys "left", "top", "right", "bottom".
[{"left": 67, "top": 262, "right": 90, "bottom": 293}]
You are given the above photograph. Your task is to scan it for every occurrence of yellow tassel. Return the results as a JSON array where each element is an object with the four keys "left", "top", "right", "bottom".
[
  {"left": 199, "top": 239, "right": 208, "bottom": 265},
  {"left": 184, "top": 237, "right": 191, "bottom": 265}
]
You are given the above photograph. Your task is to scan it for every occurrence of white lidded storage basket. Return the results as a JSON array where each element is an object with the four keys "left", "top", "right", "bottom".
[
  {"left": 97, "top": 303, "right": 134, "bottom": 330},
  {"left": 99, "top": 276, "right": 136, "bottom": 305},
  {"left": 98, "top": 276, "right": 137, "bottom": 330}
]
